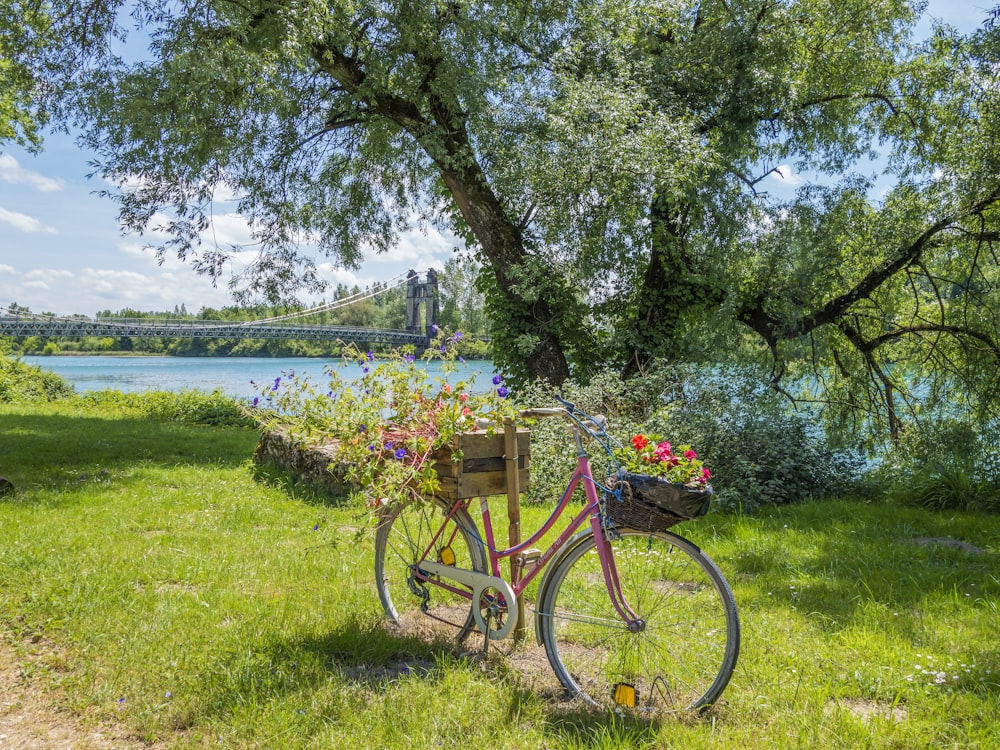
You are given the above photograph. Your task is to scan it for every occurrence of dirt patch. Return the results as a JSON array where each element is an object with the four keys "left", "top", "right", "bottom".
[{"left": 0, "top": 637, "right": 145, "bottom": 750}]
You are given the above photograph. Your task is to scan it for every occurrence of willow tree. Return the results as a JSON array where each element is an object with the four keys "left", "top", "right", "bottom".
[
  {"left": 531, "top": 0, "right": 1000, "bottom": 439},
  {"left": 23, "top": 0, "right": 693, "bottom": 385},
  {"left": 22, "top": 1, "right": 1000, "bottom": 438},
  {"left": 0, "top": 2, "right": 50, "bottom": 146}
]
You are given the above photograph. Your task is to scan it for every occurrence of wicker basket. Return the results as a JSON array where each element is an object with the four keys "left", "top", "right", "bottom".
[{"left": 604, "top": 473, "right": 712, "bottom": 533}]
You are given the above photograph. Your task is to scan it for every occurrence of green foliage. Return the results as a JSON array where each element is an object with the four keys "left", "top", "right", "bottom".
[
  {"left": 517, "top": 364, "right": 860, "bottom": 509},
  {"left": 880, "top": 417, "right": 1000, "bottom": 512},
  {"left": 0, "top": 355, "right": 75, "bottom": 403},
  {"left": 74, "top": 388, "right": 253, "bottom": 427},
  {"left": 644, "top": 365, "right": 865, "bottom": 510},
  {"left": 251, "top": 335, "right": 515, "bottom": 513}
]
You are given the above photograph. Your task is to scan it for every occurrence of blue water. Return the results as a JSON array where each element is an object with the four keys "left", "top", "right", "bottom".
[{"left": 20, "top": 355, "right": 497, "bottom": 400}]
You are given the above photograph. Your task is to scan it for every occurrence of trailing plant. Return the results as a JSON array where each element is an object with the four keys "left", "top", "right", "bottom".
[{"left": 251, "top": 331, "right": 516, "bottom": 511}]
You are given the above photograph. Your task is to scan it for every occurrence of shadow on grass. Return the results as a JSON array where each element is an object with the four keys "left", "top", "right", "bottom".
[
  {"left": 195, "top": 618, "right": 711, "bottom": 746},
  {"left": 250, "top": 460, "right": 352, "bottom": 508},
  {"left": 0, "top": 410, "right": 257, "bottom": 499}
]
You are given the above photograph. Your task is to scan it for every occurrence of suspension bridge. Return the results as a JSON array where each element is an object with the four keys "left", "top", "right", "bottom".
[{"left": 1, "top": 270, "right": 440, "bottom": 349}]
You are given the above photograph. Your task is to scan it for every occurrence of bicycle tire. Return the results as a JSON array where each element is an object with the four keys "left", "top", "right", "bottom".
[
  {"left": 536, "top": 527, "right": 739, "bottom": 713},
  {"left": 374, "top": 497, "right": 487, "bottom": 643}
]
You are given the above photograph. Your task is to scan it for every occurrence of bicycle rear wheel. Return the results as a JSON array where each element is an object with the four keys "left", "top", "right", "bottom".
[
  {"left": 374, "top": 497, "right": 486, "bottom": 643},
  {"left": 537, "top": 528, "right": 739, "bottom": 714}
]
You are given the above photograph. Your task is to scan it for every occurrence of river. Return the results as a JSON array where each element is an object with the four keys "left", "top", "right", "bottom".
[{"left": 20, "top": 355, "right": 497, "bottom": 400}]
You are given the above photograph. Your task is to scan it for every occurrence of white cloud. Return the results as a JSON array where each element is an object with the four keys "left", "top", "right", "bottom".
[
  {"left": 0, "top": 154, "right": 65, "bottom": 192},
  {"left": 0, "top": 206, "right": 58, "bottom": 234},
  {"left": 0, "top": 263, "right": 14, "bottom": 273},
  {"left": 768, "top": 164, "right": 805, "bottom": 186},
  {"left": 25, "top": 269, "right": 74, "bottom": 282}
]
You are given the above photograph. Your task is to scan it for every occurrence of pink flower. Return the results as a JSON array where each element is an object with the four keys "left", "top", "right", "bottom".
[
  {"left": 702, "top": 467, "right": 711, "bottom": 480},
  {"left": 685, "top": 449, "right": 697, "bottom": 461},
  {"left": 654, "top": 442, "right": 673, "bottom": 462}
]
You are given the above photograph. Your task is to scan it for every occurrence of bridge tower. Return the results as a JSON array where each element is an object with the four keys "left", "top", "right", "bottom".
[{"left": 405, "top": 269, "right": 439, "bottom": 343}]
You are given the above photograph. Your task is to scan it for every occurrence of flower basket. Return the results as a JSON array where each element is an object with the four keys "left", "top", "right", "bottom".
[
  {"left": 430, "top": 429, "right": 530, "bottom": 500},
  {"left": 604, "top": 472, "right": 712, "bottom": 533}
]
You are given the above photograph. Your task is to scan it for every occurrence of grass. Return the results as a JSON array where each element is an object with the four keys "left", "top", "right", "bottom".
[{"left": 1, "top": 399, "right": 999, "bottom": 748}]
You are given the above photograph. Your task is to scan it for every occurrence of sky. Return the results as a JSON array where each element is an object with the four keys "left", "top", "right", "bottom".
[{"left": 0, "top": 0, "right": 989, "bottom": 318}]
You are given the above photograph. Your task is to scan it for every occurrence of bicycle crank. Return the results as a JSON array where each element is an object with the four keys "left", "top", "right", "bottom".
[{"left": 418, "top": 561, "right": 518, "bottom": 640}]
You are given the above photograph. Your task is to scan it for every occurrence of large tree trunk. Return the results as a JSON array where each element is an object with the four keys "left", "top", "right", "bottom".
[
  {"left": 312, "top": 44, "right": 573, "bottom": 385},
  {"left": 438, "top": 164, "right": 571, "bottom": 385},
  {"left": 622, "top": 193, "right": 721, "bottom": 379}
]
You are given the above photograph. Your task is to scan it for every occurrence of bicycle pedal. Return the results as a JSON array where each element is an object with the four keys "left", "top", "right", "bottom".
[{"left": 516, "top": 548, "right": 542, "bottom": 567}]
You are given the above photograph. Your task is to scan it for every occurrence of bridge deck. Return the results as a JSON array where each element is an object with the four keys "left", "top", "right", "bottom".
[{"left": 0, "top": 315, "right": 429, "bottom": 347}]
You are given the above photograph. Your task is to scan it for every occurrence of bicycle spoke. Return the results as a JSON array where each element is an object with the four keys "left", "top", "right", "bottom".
[{"left": 538, "top": 529, "right": 739, "bottom": 714}]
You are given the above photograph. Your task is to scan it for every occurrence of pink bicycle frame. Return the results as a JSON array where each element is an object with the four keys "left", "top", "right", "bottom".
[{"left": 437, "top": 452, "right": 642, "bottom": 628}]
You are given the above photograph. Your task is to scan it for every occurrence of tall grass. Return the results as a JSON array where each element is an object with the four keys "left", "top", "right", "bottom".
[{"left": 1, "top": 400, "right": 998, "bottom": 748}]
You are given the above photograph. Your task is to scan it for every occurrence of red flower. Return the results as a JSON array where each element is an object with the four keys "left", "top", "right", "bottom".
[{"left": 632, "top": 434, "right": 649, "bottom": 450}]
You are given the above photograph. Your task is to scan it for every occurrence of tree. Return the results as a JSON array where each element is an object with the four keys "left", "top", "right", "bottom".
[
  {"left": 24, "top": 1, "right": 1000, "bottom": 441},
  {"left": 534, "top": 0, "right": 1000, "bottom": 439},
  {"left": 0, "top": 2, "right": 49, "bottom": 146},
  {"left": 37, "top": 0, "right": 665, "bottom": 384}
]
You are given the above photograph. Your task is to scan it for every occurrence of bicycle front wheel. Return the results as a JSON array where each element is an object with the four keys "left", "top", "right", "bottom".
[
  {"left": 374, "top": 497, "right": 486, "bottom": 643},
  {"left": 537, "top": 528, "right": 739, "bottom": 714}
]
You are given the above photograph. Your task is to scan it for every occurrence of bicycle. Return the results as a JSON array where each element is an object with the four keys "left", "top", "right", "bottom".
[{"left": 374, "top": 397, "right": 740, "bottom": 714}]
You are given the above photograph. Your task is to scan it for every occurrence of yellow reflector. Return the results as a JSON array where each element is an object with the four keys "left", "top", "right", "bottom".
[
  {"left": 612, "top": 683, "right": 637, "bottom": 708},
  {"left": 438, "top": 546, "right": 457, "bottom": 566}
]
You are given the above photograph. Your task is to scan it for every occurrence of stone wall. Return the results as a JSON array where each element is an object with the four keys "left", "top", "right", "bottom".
[{"left": 253, "top": 426, "right": 351, "bottom": 499}]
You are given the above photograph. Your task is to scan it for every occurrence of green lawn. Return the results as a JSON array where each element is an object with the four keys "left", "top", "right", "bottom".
[{"left": 1, "top": 401, "right": 998, "bottom": 748}]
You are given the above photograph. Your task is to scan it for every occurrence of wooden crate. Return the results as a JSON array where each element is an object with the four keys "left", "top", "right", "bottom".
[{"left": 431, "top": 429, "right": 530, "bottom": 499}]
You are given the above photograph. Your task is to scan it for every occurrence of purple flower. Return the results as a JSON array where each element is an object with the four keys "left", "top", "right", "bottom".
[
  {"left": 312, "top": 523, "right": 319, "bottom": 531},
  {"left": 358, "top": 423, "right": 367, "bottom": 433},
  {"left": 385, "top": 441, "right": 394, "bottom": 450},
  {"left": 497, "top": 386, "right": 509, "bottom": 398},
  {"left": 394, "top": 448, "right": 407, "bottom": 460},
  {"left": 459, "top": 357, "right": 466, "bottom": 364},
  {"left": 492, "top": 374, "right": 503, "bottom": 385},
  {"left": 366, "top": 351, "right": 374, "bottom": 361},
  {"left": 432, "top": 324, "right": 440, "bottom": 333},
  {"left": 368, "top": 444, "right": 375, "bottom": 451},
  {"left": 451, "top": 331, "right": 464, "bottom": 341},
  {"left": 405, "top": 354, "right": 415, "bottom": 364},
  {"left": 252, "top": 397, "right": 259, "bottom": 407},
  {"left": 362, "top": 367, "right": 369, "bottom": 374}
]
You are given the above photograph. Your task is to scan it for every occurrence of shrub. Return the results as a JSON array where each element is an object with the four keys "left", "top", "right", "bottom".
[
  {"left": 75, "top": 389, "right": 254, "bottom": 427},
  {"left": 0, "top": 356, "right": 76, "bottom": 403},
  {"left": 516, "top": 365, "right": 861, "bottom": 510},
  {"left": 642, "top": 365, "right": 864, "bottom": 510},
  {"left": 880, "top": 417, "right": 1000, "bottom": 512}
]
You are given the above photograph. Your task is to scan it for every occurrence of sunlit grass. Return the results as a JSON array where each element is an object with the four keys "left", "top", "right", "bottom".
[{"left": 1, "top": 400, "right": 998, "bottom": 748}]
